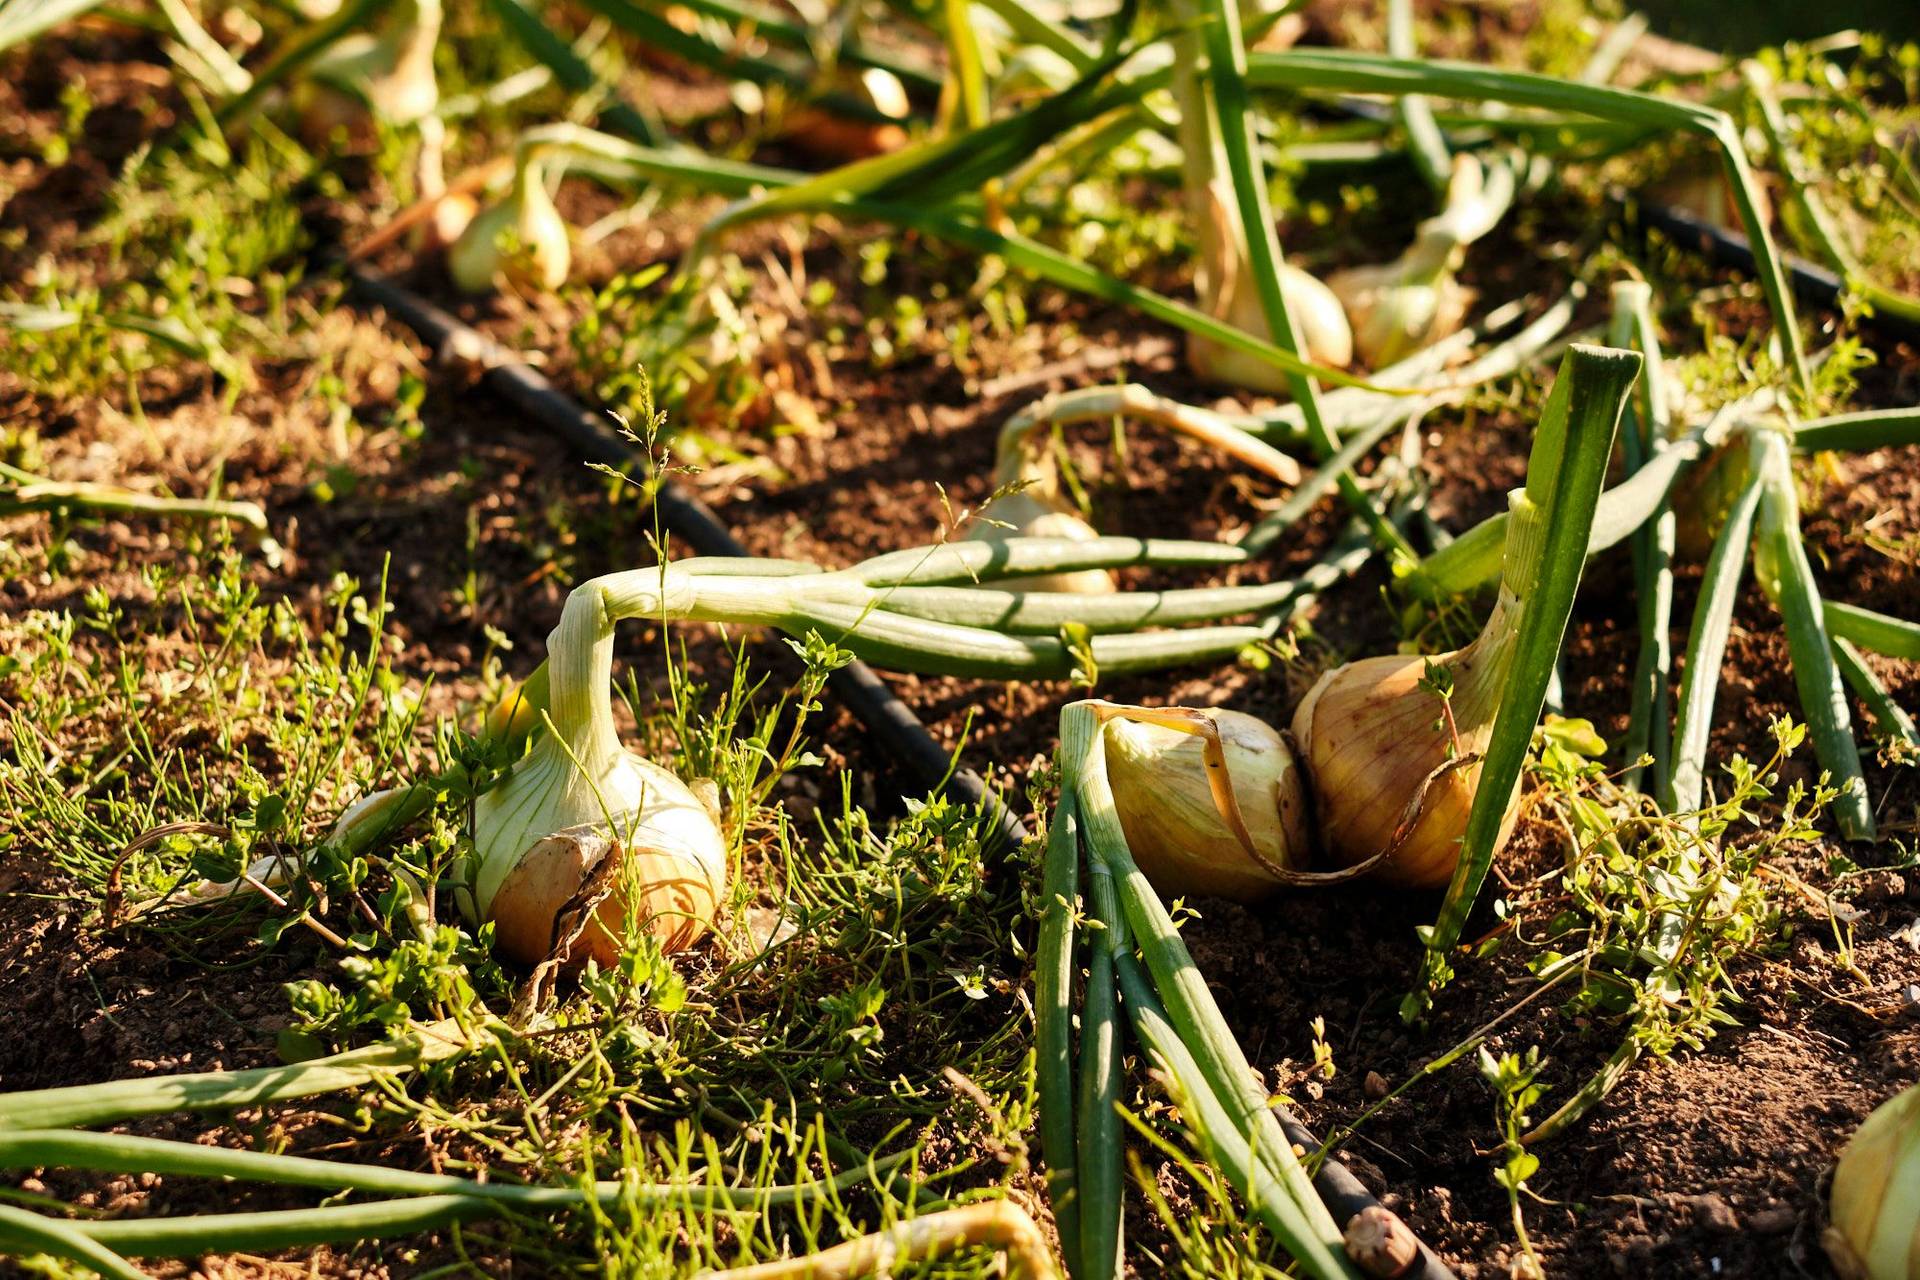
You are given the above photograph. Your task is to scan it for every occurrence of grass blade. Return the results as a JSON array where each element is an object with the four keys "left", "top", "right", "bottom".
[
  {"left": 1387, "top": 0, "right": 1451, "bottom": 193},
  {"left": 0, "top": 0, "right": 109, "bottom": 52},
  {"left": 1076, "top": 908, "right": 1125, "bottom": 1280}
]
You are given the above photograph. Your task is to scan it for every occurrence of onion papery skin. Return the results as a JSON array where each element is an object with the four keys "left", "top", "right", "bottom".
[
  {"left": 1827, "top": 1083, "right": 1920, "bottom": 1280},
  {"left": 486, "top": 785, "right": 726, "bottom": 967},
  {"left": 1290, "top": 593, "right": 1522, "bottom": 889},
  {"left": 1106, "top": 709, "right": 1310, "bottom": 901}
]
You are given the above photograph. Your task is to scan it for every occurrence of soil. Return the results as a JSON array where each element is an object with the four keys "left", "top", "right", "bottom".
[{"left": 4, "top": 17, "right": 1919, "bottom": 1280}]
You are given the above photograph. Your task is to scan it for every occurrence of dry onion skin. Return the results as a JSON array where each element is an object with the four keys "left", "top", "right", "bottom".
[
  {"left": 467, "top": 580, "right": 726, "bottom": 967},
  {"left": 1104, "top": 708, "right": 1312, "bottom": 900},
  {"left": 1291, "top": 491, "right": 1537, "bottom": 888}
]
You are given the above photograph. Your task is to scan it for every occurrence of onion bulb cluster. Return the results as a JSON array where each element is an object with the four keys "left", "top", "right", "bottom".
[
  {"left": 1096, "top": 488, "right": 1543, "bottom": 900},
  {"left": 1827, "top": 1082, "right": 1920, "bottom": 1280},
  {"left": 466, "top": 580, "right": 726, "bottom": 967}
]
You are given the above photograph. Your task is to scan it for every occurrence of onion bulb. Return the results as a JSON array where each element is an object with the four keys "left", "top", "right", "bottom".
[
  {"left": 448, "top": 158, "right": 571, "bottom": 295},
  {"left": 467, "top": 580, "right": 726, "bottom": 967},
  {"left": 961, "top": 403, "right": 1113, "bottom": 595},
  {"left": 962, "top": 485, "right": 1113, "bottom": 595},
  {"left": 1104, "top": 708, "right": 1311, "bottom": 900},
  {"left": 1327, "top": 154, "right": 1513, "bottom": 369},
  {"left": 1827, "top": 1083, "right": 1920, "bottom": 1280},
  {"left": 959, "top": 385, "right": 1304, "bottom": 595},
  {"left": 1187, "top": 182, "right": 1353, "bottom": 392},
  {"left": 297, "top": 0, "right": 441, "bottom": 142},
  {"left": 1289, "top": 489, "right": 1539, "bottom": 887}
]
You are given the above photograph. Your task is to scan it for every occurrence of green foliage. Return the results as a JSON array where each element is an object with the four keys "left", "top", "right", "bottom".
[{"left": 1478, "top": 1044, "right": 1548, "bottom": 1280}]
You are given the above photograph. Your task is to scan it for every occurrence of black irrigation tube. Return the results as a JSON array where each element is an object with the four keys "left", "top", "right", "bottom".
[
  {"left": 338, "top": 263, "right": 1458, "bottom": 1280},
  {"left": 1623, "top": 191, "right": 1920, "bottom": 345}
]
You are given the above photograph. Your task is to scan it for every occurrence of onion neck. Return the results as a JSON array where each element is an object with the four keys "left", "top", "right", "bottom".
[
  {"left": 544, "top": 580, "right": 623, "bottom": 774},
  {"left": 388, "top": 0, "right": 440, "bottom": 88},
  {"left": 1446, "top": 489, "right": 1542, "bottom": 737}
]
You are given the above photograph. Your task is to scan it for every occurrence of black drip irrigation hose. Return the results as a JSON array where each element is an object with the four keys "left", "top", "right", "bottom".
[
  {"left": 338, "top": 264, "right": 1459, "bottom": 1280},
  {"left": 1621, "top": 190, "right": 1920, "bottom": 345}
]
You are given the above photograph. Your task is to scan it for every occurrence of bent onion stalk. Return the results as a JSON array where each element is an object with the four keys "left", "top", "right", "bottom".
[
  {"left": 1411, "top": 343, "right": 1642, "bottom": 1011},
  {"left": 461, "top": 537, "right": 1337, "bottom": 963},
  {"left": 962, "top": 384, "right": 1306, "bottom": 593}
]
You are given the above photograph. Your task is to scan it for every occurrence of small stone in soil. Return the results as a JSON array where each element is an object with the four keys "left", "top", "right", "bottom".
[
  {"left": 1679, "top": 1193, "right": 1739, "bottom": 1233},
  {"left": 1747, "top": 1204, "right": 1797, "bottom": 1235},
  {"left": 1364, "top": 1069, "right": 1389, "bottom": 1100}
]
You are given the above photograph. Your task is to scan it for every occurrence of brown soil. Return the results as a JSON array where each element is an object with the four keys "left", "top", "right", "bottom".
[{"left": 4, "top": 20, "right": 1919, "bottom": 1280}]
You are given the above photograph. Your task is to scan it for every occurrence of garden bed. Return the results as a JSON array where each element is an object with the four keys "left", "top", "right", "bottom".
[{"left": 3, "top": 7, "right": 1918, "bottom": 1278}]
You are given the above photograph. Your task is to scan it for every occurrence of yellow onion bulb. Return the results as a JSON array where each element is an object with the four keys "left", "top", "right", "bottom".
[
  {"left": 1187, "top": 259, "right": 1355, "bottom": 392},
  {"left": 1290, "top": 592, "right": 1523, "bottom": 888},
  {"left": 1827, "top": 1082, "right": 1920, "bottom": 1280},
  {"left": 482, "top": 760, "right": 726, "bottom": 967},
  {"left": 961, "top": 488, "right": 1113, "bottom": 595},
  {"left": 1105, "top": 709, "right": 1311, "bottom": 900},
  {"left": 1186, "top": 180, "right": 1353, "bottom": 392},
  {"left": 448, "top": 168, "right": 570, "bottom": 295},
  {"left": 467, "top": 580, "right": 726, "bottom": 967},
  {"left": 1326, "top": 244, "right": 1473, "bottom": 370}
]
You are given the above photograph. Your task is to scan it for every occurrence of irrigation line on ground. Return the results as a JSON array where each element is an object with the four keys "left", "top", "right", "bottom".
[{"left": 335, "top": 263, "right": 1454, "bottom": 1276}]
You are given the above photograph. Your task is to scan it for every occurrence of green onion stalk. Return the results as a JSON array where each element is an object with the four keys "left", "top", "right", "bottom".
[
  {"left": 144, "top": 536, "right": 1316, "bottom": 969},
  {"left": 961, "top": 383, "right": 1310, "bottom": 592},
  {"left": 1045, "top": 703, "right": 1363, "bottom": 1280},
  {"left": 1171, "top": 0, "right": 1353, "bottom": 390},
  {"left": 1405, "top": 344, "right": 1642, "bottom": 1011},
  {"left": 0, "top": 462, "right": 270, "bottom": 533},
  {"left": 1244, "top": 47, "right": 1812, "bottom": 399},
  {"left": 0, "top": 1127, "right": 899, "bottom": 1274}
]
